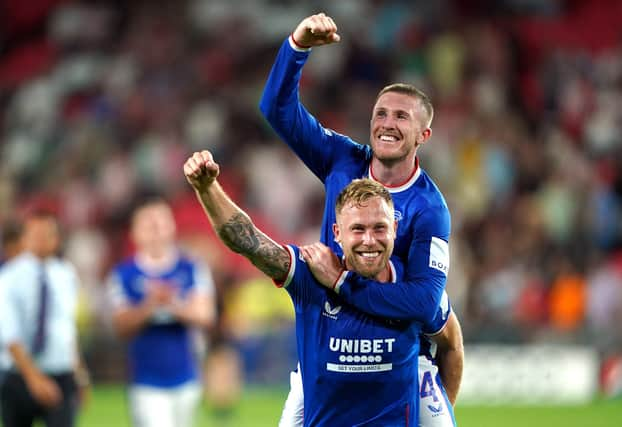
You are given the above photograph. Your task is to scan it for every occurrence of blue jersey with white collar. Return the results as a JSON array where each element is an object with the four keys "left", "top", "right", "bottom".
[
  {"left": 279, "top": 245, "right": 453, "bottom": 426},
  {"left": 260, "top": 37, "right": 451, "bottom": 329},
  {"left": 108, "top": 254, "right": 213, "bottom": 388}
]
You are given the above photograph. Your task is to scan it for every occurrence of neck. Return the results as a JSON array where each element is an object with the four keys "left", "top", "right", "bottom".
[
  {"left": 345, "top": 259, "right": 392, "bottom": 283},
  {"left": 136, "top": 246, "right": 177, "bottom": 271},
  {"left": 29, "top": 250, "right": 50, "bottom": 260},
  {"left": 373, "top": 263, "right": 392, "bottom": 283},
  {"left": 370, "top": 155, "right": 418, "bottom": 187}
]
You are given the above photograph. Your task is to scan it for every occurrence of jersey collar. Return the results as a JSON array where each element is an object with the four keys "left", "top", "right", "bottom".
[{"left": 368, "top": 157, "right": 421, "bottom": 193}]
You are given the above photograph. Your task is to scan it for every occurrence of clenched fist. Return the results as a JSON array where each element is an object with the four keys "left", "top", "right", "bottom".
[
  {"left": 292, "top": 12, "right": 340, "bottom": 48},
  {"left": 184, "top": 150, "right": 220, "bottom": 191}
]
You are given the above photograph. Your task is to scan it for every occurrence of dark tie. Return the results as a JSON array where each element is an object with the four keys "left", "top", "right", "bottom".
[{"left": 32, "top": 263, "right": 49, "bottom": 355}]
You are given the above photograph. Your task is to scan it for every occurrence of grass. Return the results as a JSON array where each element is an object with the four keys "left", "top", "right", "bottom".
[{"left": 30, "top": 384, "right": 622, "bottom": 426}]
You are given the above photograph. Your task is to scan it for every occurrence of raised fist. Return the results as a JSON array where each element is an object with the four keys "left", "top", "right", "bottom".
[
  {"left": 183, "top": 150, "right": 220, "bottom": 191},
  {"left": 292, "top": 12, "right": 340, "bottom": 48}
]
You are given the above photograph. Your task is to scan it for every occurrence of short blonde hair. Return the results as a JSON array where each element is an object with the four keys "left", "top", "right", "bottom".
[{"left": 335, "top": 179, "right": 394, "bottom": 216}]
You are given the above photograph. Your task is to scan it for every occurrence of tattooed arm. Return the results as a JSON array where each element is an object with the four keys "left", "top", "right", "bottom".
[{"left": 184, "top": 150, "right": 291, "bottom": 280}]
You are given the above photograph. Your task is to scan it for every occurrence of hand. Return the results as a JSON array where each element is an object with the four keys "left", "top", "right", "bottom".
[
  {"left": 184, "top": 150, "right": 220, "bottom": 191},
  {"left": 300, "top": 243, "right": 343, "bottom": 290},
  {"left": 25, "top": 372, "right": 62, "bottom": 408},
  {"left": 292, "top": 13, "right": 340, "bottom": 48},
  {"left": 146, "top": 280, "right": 175, "bottom": 306},
  {"left": 77, "top": 383, "right": 91, "bottom": 408},
  {"left": 75, "top": 368, "right": 91, "bottom": 407}
]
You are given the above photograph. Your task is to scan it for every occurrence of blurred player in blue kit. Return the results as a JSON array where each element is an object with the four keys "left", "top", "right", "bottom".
[
  {"left": 107, "top": 199, "right": 216, "bottom": 427},
  {"left": 185, "top": 148, "right": 453, "bottom": 426},
  {"left": 260, "top": 13, "right": 464, "bottom": 426}
]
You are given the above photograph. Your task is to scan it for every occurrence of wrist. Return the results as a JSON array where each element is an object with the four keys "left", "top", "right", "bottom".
[
  {"left": 24, "top": 368, "right": 45, "bottom": 386},
  {"left": 75, "top": 369, "right": 91, "bottom": 388},
  {"left": 331, "top": 269, "right": 349, "bottom": 294},
  {"left": 290, "top": 33, "right": 311, "bottom": 50}
]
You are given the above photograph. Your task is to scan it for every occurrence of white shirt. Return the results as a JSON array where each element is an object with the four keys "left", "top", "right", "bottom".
[{"left": 0, "top": 252, "right": 79, "bottom": 373}]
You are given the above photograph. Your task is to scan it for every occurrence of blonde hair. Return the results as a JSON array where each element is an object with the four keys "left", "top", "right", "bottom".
[{"left": 335, "top": 179, "right": 394, "bottom": 216}]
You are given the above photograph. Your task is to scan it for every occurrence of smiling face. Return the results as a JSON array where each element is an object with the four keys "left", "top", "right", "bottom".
[
  {"left": 369, "top": 89, "right": 432, "bottom": 166},
  {"left": 334, "top": 194, "right": 396, "bottom": 280}
]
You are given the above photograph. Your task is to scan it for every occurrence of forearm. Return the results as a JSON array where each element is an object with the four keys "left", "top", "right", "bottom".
[
  {"left": 112, "top": 304, "right": 155, "bottom": 339},
  {"left": 8, "top": 342, "right": 44, "bottom": 382},
  {"left": 74, "top": 345, "right": 90, "bottom": 387},
  {"left": 172, "top": 295, "right": 215, "bottom": 328},
  {"left": 436, "top": 346, "right": 463, "bottom": 405},
  {"left": 259, "top": 38, "right": 340, "bottom": 180},
  {"left": 194, "top": 183, "right": 290, "bottom": 280},
  {"left": 259, "top": 38, "right": 308, "bottom": 128},
  {"left": 336, "top": 273, "right": 445, "bottom": 323},
  {"left": 433, "top": 312, "right": 464, "bottom": 405}
]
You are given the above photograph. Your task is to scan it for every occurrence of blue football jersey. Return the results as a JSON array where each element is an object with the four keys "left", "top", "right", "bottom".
[
  {"left": 280, "top": 245, "right": 423, "bottom": 426},
  {"left": 260, "top": 37, "right": 451, "bottom": 326},
  {"left": 108, "top": 253, "right": 213, "bottom": 388}
]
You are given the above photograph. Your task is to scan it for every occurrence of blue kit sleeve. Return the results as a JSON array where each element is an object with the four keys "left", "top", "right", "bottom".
[{"left": 259, "top": 38, "right": 365, "bottom": 181}]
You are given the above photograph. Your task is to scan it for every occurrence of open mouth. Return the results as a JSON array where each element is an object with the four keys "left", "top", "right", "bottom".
[
  {"left": 379, "top": 134, "right": 399, "bottom": 142},
  {"left": 356, "top": 251, "right": 382, "bottom": 260},
  {"left": 376, "top": 133, "right": 402, "bottom": 146}
]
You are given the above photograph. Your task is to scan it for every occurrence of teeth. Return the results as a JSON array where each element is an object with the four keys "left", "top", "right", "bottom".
[
  {"left": 360, "top": 252, "right": 380, "bottom": 258},
  {"left": 380, "top": 135, "right": 397, "bottom": 142}
]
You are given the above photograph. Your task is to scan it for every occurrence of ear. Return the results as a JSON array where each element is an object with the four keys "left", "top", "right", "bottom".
[
  {"left": 393, "top": 219, "right": 398, "bottom": 238},
  {"left": 419, "top": 128, "right": 432, "bottom": 145},
  {"left": 333, "top": 223, "right": 341, "bottom": 243}
]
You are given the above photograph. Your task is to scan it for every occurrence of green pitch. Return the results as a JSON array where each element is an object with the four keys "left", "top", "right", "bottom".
[{"left": 72, "top": 384, "right": 621, "bottom": 427}]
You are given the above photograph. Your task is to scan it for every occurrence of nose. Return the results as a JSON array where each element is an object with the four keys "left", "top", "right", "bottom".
[
  {"left": 380, "top": 115, "right": 397, "bottom": 129},
  {"left": 362, "top": 229, "right": 376, "bottom": 245}
]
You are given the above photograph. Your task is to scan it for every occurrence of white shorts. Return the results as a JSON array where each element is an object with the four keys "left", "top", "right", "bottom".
[
  {"left": 279, "top": 357, "right": 456, "bottom": 427},
  {"left": 417, "top": 356, "right": 456, "bottom": 427},
  {"left": 129, "top": 381, "right": 201, "bottom": 427},
  {"left": 278, "top": 365, "right": 305, "bottom": 427}
]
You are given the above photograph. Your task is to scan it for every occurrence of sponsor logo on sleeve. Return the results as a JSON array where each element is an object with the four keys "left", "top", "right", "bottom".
[{"left": 429, "top": 237, "right": 449, "bottom": 276}]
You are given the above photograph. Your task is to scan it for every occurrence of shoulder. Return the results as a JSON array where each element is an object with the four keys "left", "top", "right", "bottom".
[
  {"left": 113, "top": 257, "right": 139, "bottom": 274},
  {"left": 412, "top": 170, "right": 450, "bottom": 222},
  {"left": 323, "top": 128, "right": 371, "bottom": 158},
  {"left": 416, "top": 169, "right": 449, "bottom": 208},
  {"left": 0, "top": 253, "right": 34, "bottom": 280},
  {"left": 279, "top": 245, "right": 315, "bottom": 287},
  {"left": 51, "top": 257, "right": 77, "bottom": 272},
  {"left": 174, "top": 253, "right": 195, "bottom": 270},
  {"left": 48, "top": 257, "right": 80, "bottom": 285}
]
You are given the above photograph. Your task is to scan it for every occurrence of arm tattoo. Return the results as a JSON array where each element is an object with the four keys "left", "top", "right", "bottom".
[{"left": 217, "top": 213, "right": 290, "bottom": 279}]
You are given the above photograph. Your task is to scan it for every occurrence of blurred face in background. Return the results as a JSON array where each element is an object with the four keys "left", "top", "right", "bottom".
[
  {"left": 369, "top": 91, "right": 431, "bottom": 166},
  {"left": 131, "top": 201, "right": 177, "bottom": 256},
  {"left": 22, "top": 215, "right": 60, "bottom": 259},
  {"left": 334, "top": 196, "right": 396, "bottom": 279}
]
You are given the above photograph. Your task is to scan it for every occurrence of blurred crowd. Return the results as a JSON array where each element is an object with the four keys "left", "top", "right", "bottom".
[{"left": 1, "top": 0, "right": 622, "bottom": 384}]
